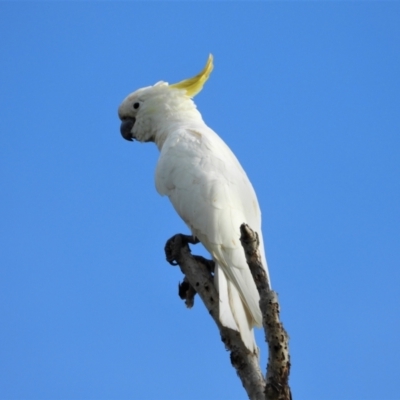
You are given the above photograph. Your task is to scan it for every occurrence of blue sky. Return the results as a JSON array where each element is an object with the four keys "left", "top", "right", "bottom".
[{"left": 1, "top": 3, "right": 399, "bottom": 400}]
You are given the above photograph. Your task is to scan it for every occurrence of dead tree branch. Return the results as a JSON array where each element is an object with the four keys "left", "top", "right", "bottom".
[
  {"left": 164, "top": 227, "right": 291, "bottom": 400},
  {"left": 240, "top": 224, "right": 292, "bottom": 400},
  {"left": 165, "top": 234, "right": 266, "bottom": 400}
]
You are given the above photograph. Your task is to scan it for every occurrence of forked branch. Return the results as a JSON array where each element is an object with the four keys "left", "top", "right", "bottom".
[{"left": 164, "top": 226, "right": 291, "bottom": 400}]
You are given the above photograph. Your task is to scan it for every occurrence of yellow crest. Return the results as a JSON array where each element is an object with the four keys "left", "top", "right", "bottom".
[{"left": 170, "top": 54, "right": 214, "bottom": 97}]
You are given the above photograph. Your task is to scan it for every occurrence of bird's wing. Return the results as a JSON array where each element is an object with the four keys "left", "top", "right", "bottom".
[{"left": 155, "top": 126, "right": 269, "bottom": 326}]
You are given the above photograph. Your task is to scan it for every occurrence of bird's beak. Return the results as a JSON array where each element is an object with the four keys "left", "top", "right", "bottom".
[{"left": 120, "top": 118, "right": 136, "bottom": 141}]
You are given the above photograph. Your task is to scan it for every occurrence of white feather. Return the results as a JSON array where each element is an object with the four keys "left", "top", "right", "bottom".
[
  {"left": 155, "top": 125, "right": 270, "bottom": 352},
  {"left": 119, "top": 82, "right": 270, "bottom": 353}
]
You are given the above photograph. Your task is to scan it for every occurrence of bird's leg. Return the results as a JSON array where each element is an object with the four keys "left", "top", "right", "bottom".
[{"left": 182, "top": 234, "right": 200, "bottom": 245}]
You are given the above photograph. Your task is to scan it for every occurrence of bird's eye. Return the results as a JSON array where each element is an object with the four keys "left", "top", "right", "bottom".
[{"left": 133, "top": 102, "right": 140, "bottom": 110}]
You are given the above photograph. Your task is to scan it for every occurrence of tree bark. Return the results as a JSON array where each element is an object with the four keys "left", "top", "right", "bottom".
[
  {"left": 164, "top": 226, "right": 291, "bottom": 400},
  {"left": 240, "top": 224, "right": 292, "bottom": 400}
]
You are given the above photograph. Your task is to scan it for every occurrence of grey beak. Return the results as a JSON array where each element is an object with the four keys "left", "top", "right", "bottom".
[{"left": 120, "top": 118, "right": 136, "bottom": 141}]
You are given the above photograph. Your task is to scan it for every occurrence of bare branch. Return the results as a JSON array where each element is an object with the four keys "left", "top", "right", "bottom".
[
  {"left": 165, "top": 234, "right": 266, "bottom": 400},
  {"left": 164, "top": 227, "right": 291, "bottom": 400},
  {"left": 240, "top": 224, "right": 292, "bottom": 400}
]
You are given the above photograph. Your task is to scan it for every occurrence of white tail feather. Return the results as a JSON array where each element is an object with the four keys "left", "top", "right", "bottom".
[{"left": 215, "top": 264, "right": 258, "bottom": 353}]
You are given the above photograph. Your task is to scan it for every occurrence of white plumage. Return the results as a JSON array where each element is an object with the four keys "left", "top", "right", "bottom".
[{"left": 118, "top": 56, "right": 270, "bottom": 352}]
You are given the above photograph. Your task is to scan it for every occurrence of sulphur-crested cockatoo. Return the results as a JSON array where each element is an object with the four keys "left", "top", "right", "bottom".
[{"left": 118, "top": 55, "right": 270, "bottom": 352}]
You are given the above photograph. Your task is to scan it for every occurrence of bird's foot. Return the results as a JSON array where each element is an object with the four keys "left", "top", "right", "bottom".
[
  {"left": 164, "top": 233, "right": 199, "bottom": 266},
  {"left": 178, "top": 277, "right": 197, "bottom": 308}
]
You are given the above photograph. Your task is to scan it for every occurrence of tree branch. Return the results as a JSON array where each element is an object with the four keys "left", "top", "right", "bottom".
[
  {"left": 165, "top": 234, "right": 266, "bottom": 400},
  {"left": 240, "top": 224, "right": 292, "bottom": 400},
  {"left": 164, "top": 227, "right": 291, "bottom": 400}
]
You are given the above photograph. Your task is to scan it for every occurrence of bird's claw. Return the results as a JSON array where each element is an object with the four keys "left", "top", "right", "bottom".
[
  {"left": 164, "top": 233, "right": 199, "bottom": 265},
  {"left": 165, "top": 236, "right": 179, "bottom": 265},
  {"left": 178, "top": 277, "right": 197, "bottom": 308}
]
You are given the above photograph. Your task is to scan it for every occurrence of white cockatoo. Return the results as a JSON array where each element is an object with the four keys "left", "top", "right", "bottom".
[{"left": 118, "top": 55, "right": 270, "bottom": 352}]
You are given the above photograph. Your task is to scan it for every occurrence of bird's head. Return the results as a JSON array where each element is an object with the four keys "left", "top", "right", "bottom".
[{"left": 118, "top": 55, "right": 213, "bottom": 144}]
